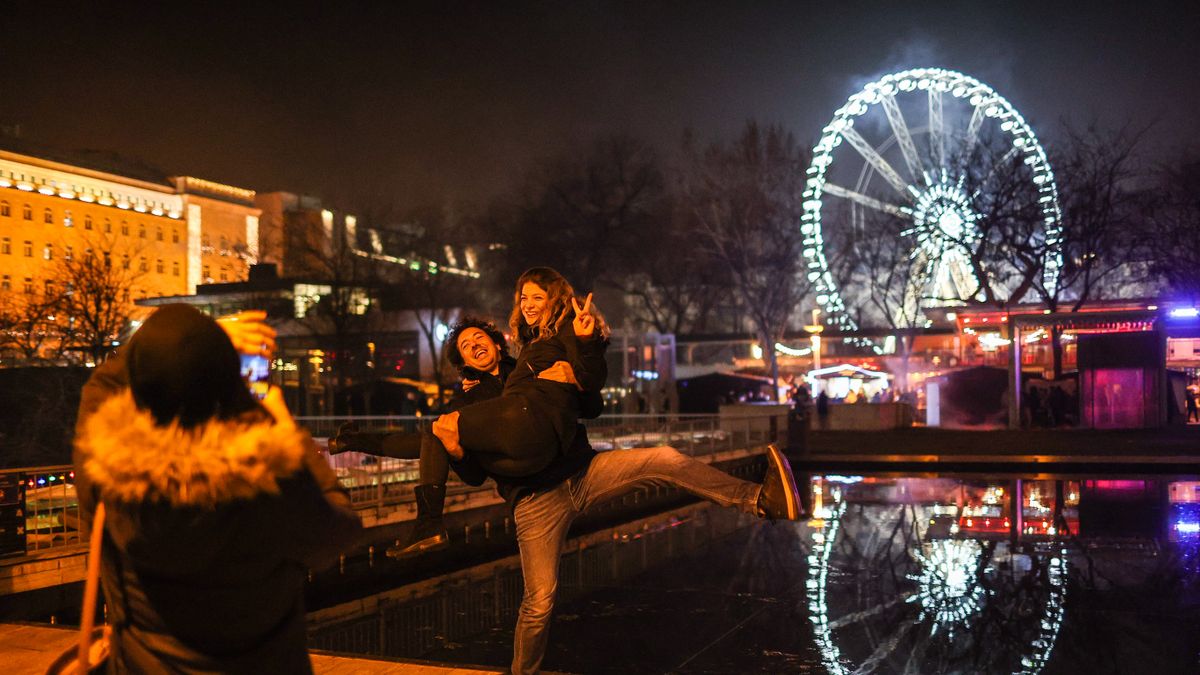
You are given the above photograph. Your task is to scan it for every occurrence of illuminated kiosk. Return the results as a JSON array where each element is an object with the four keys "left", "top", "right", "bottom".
[{"left": 799, "top": 68, "right": 1063, "bottom": 335}]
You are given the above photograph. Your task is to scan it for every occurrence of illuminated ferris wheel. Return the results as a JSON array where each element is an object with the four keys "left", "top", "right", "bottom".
[{"left": 801, "top": 68, "right": 1063, "bottom": 330}]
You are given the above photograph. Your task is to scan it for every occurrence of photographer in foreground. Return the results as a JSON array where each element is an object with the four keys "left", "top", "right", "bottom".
[{"left": 74, "top": 304, "right": 361, "bottom": 673}]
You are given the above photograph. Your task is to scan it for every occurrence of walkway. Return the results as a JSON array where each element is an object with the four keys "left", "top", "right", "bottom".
[{"left": 0, "top": 623, "right": 504, "bottom": 674}]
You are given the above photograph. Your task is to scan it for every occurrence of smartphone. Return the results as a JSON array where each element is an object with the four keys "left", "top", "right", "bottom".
[{"left": 240, "top": 354, "right": 271, "bottom": 400}]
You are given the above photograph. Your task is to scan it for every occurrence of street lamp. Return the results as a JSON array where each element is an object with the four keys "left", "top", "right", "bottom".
[{"left": 804, "top": 308, "right": 824, "bottom": 372}]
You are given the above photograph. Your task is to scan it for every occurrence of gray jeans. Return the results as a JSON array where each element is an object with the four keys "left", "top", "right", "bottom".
[{"left": 509, "top": 446, "right": 760, "bottom": 674}]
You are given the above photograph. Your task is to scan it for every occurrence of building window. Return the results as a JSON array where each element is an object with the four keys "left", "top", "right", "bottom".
[
  {"left": 0, "top": 275, "right": 8, "bottom": 291},
  {"left": 220, "top": 235, "right": 228, "bottom": 252},
  {"left": 219, "top": 266, "right": 228, "bottom": 281},
  {"left": 0, "top": 201, "right": 9, "bottom": 217},
  {"left": 65, "top": 246, "right": 73, "bottom": 261},
  {"left": 172, "top": 261, "right": 180, "bottom": 276},
  {"left": 44, "top": 243, "right": 53, "bottom": 260},
  {"left": 44, "top": 280, "right": 54, "bottom": 295},
  {"left": 122, "top": 254, "right": 130, "bottom": 270},
  {"left": 23, "top": 204, "right": 32, "bottom": 220},
  {"left": 84, "top": 214, "right": 93, "bottom": 230},
  {"left": 202, "top": 265, "right": 210, "bottom": 281},
  {"left": 103, "top": 252, "right": 111, "bottom": 268},
  {"left": 172, "top": 229, "right": 179, "bottom": 243},
  {"left": 1, "top": 237, "right": 9, "bottom": 254},
  {"left": 139, "top": 257, "right": 147, "bottom": 272},
  {"left": 156, "top": 258, "right": 164, "bottom": 274},
  {"left": 156, "top": 226, "right": 163, "bottom": 242},
  {"left": 138, "top": 223, "right": 146, "bottom": 238},
  {"left": 64, "top": 210, "right": 73, "bottom": 227},
  {"left": 201, "top": 234, "right": 210, "bottom": 250},
  {"left": 44, "top": 208, "right": 53, "bottom": 224},
  {"left": 104, "top": 219, "right": 112, "bottom": 233},
  {"left": 24, "top": 277, "right": 33, "bottom": 294},
  {"left": 23, "top": 240, "right": 32, "bottom": 257},
  {"left": 122, "top": 290, "right": 130, "bottom": 303},
  {"left": 121, "top": 221, "right": 129, "bottom": 236}
]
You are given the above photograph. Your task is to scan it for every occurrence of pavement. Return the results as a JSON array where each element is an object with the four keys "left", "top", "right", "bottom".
[{"left": 0, "top": 622, "right": 505, "bottom": 674}]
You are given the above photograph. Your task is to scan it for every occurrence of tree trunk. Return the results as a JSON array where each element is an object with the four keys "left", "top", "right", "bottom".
[{"left": 1050, "top": 324, "right": 1064, "bottom": 379}]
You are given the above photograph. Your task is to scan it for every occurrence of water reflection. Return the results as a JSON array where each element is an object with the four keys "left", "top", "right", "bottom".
[
  {"left": 310, "top": 473, "right": 1200, "bottom": 674},
  {"left": 807, "top": 475, "right": 1199, "bottom": 675}
]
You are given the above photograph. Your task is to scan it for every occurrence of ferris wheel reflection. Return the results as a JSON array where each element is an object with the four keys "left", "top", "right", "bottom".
[{"left": 805, "top": 476, "right": 1068, "bottom": 674}]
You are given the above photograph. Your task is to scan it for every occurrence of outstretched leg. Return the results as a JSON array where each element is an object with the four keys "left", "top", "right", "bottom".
[{"left": 572, "top": 445, "right": 805, "bottom": 521}]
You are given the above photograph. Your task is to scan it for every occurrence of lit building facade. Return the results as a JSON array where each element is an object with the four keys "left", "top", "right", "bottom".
[{"left": 0, "top": 147, "right": 259, "bottom": 311}]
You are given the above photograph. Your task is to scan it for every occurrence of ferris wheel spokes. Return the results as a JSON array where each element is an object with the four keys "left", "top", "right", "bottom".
[
  {"left": 840, "top": 125, "right": 912, "bottom": 197},
  {"left": 928, "top": 88, "right": 947, "bottom": 173},
  {"left": 823, "top": 182, "right": 911, "bottom": 219},
  {"left": 881, "top": 93, "right": 927, "bottom": 184}
]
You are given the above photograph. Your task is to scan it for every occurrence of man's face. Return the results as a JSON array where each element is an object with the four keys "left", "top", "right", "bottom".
[{"left": 456, "top": 327, "right": 501, "bottom": 374}]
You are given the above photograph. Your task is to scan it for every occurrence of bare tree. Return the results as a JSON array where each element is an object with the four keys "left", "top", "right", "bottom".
[
  {"left": 679, "top": 121, "right": 815, "bottom": 397},
  {"left": 1146, "top": 154, "right": 1200, "bottom": 301},
  {"left": 0, "top": 288, "right": 62, "bottom": 363},
  {"left": 500, "top": 134, "right": 666, "bottom": 292},
  {"left": 1030, "top": 123, "right": 1150, "bottom": 376},
  {"left": 610, "top": 200, "right": 734, "bottom": 335},
  {"left": 831, "top": 207, "right": 928, "bottom": 390},
  {"left": 374, "top": 204, "right": 480, "bottom": 407},
  {"left": 51, "top": 234, "right": 146, "bottom": 364}
]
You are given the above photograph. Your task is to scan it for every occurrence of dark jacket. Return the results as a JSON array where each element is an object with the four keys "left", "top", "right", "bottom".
[
  {"left": 449, "top": 331, "right": 607, "bottom": 505},
  {"left": 74, "top": 350, "right": 361, "bottom": 674}
]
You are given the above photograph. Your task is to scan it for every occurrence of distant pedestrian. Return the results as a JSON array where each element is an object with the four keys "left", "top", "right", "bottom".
[
  {"left": 816, "top": 390, "right": 830, "bottom": 430},
  {"left": 1188, "top": 382, "right": 1199, "bottom": 423}
]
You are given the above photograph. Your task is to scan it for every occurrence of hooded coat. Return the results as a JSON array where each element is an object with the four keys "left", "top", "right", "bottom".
[{"left": 74, "top": 344, "right": 361, "bottom": 673}]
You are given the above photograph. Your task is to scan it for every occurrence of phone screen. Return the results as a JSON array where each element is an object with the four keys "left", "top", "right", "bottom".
[{"left": 240, "top": 354, "right": 271, "bottom": 400}]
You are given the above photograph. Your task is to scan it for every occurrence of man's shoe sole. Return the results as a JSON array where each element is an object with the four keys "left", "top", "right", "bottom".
[
  {"left": 767, "top": 444, "right": 801, "bottom": 520},
  {"left": 385, "top": 533, "right": 450, "bottom": 560}
]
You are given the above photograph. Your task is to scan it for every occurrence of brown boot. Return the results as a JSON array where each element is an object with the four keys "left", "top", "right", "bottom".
[{"left": 756, "top": 445, "right": 805, "bottom": 520}]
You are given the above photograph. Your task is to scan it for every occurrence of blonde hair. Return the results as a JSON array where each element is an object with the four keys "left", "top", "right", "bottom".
[{"left": 508, "top": 267, "right": 608, "bottom": 349}]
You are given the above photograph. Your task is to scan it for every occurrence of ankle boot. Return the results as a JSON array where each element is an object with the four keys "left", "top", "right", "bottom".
[{"left": 387, "top": 484, "right": 450, "bottom": 559}]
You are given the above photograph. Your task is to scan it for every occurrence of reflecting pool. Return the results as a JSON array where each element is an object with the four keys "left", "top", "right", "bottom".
[{"left": 309, "top": 473, "right": 1200, "bottom": 674}]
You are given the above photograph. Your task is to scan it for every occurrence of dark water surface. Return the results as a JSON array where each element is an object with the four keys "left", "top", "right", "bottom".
[{"left": 310, "top": 474, "right": 1200, "bottom": 674}]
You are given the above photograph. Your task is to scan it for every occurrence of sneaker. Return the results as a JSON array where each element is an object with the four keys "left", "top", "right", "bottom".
[{"left": 757, "top": 444, "right": 804, "bottom": 520}]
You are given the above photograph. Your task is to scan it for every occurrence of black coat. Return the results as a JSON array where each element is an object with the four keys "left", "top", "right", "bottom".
[
  {"left": 74, "top": 349, "right": 361, "bottom": 674},
  {"left": 449, "top": 329, "right": 608, "bottom": 505}
]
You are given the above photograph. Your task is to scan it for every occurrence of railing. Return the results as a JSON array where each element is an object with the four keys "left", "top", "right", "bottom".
[
  {"left": 0, "top": 465, "right": 79, "bottom": 555},
  {"left": 0, "top": 413, "right": 786, "bottom": 557},
  {"left": 296, "top": 413, "right": 787, "bottom": 511}
]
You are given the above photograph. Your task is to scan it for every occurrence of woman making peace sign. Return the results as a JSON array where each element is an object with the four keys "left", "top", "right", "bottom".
[{"left": 432, "top": 266, "right": 609, "bottom": 476}]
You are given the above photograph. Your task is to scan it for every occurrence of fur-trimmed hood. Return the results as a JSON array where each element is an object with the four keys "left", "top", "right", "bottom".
[{"left": 77, "top": 391, "right": 310, "bottom": 507}]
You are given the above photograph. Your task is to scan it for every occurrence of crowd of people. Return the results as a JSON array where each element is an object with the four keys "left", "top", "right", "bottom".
[{"left": 74, "top": 265, "right": 807, "bottom": 674}]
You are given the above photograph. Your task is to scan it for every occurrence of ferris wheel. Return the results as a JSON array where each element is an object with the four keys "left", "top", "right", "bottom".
[{"left": 801, "top": 68, "right": 1063, "bottom": 330}]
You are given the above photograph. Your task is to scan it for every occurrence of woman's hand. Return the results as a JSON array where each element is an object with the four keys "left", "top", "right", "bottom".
[
  {"left": 462, "top": 378, "right": 481, "bottom": 393},
  {"left": 538, "top": 360, "right": 582, "bottom": 390},
  {"left": 217, "top": 310, "right": 277, "bottom": 358},
  {"left": 572, "top": 293, "right": 595, "bottom": 338},
  {"left": 260, "top": 385, "right": 295, "bottom": 429}
]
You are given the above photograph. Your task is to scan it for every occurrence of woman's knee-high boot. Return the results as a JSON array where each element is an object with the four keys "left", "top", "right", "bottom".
[{"left": 387, "top": 484, "right": 449, "bottom": 558}]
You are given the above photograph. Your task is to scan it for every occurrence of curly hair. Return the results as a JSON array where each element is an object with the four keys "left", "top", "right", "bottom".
[
  {"left": 507, "top": 266, "right": 608, "bottom": 349},
  {"left": 444, "top": 316, "right": 509, "bottom": 368}
]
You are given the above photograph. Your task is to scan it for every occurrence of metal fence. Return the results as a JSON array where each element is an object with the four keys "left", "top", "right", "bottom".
[
  {"left": 0, "top": 465, "right": 79, "bottom": 555},
  {"left": 1, "top": 413, "right": 785, "bottom": 556}
]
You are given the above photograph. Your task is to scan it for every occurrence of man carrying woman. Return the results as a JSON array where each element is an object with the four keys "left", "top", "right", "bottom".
[{"left": 335, "top": 266, "right": 806, "bottom": 674}]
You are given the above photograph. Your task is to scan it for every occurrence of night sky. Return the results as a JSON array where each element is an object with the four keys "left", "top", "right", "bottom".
[{"left": 2, "top": 1, "right": 1196, "bottom": 210}]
